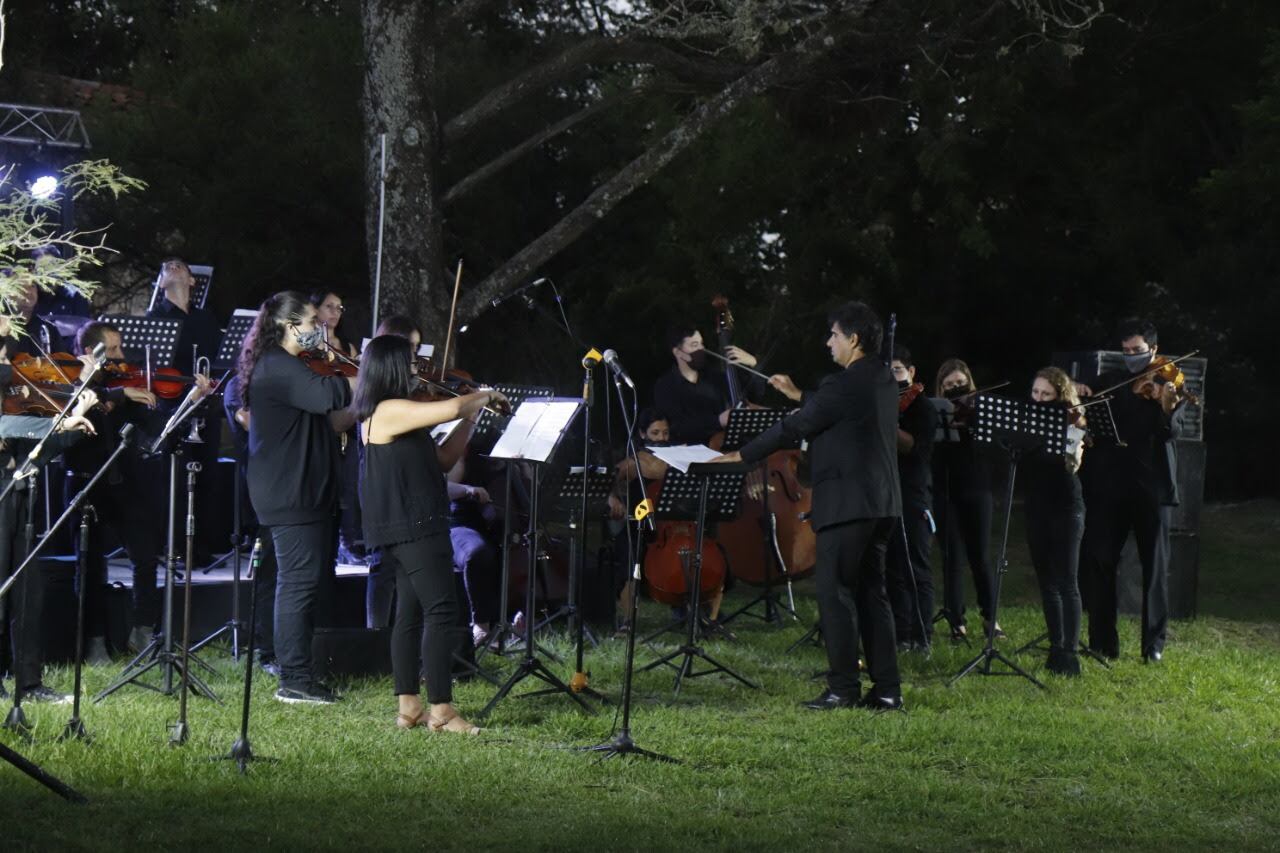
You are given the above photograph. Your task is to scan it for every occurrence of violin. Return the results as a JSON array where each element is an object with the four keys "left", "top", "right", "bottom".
[
  {"left": 1132, "top": 355, "right": 1199, "bottom": 406},
  {"left": 299, "top": 348, "right": 358, "bottom": 378},
  {"left": 100, "top": 361, "right": 216, "bottom": 399},
  {"left": 898, "top": 382, "right": 925, "bottom": 413}
]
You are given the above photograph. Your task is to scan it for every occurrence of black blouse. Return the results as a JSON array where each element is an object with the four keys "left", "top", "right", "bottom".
[{"left": 360, "top": 423, "right": 450, "bottom": 549}]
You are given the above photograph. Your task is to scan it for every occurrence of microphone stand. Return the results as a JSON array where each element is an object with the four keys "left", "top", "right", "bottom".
[
  {"left": 213, "top": 538, "right": 277, "bottom": 772},
  {"left": 95, "top": 385, "right": 220, "bottom": 704},
  {"left": 578, "top": 371, "right": 675, "bottom": 762},
  {"left": 0, "top": 423, "right": 138, "bottom": 801}
]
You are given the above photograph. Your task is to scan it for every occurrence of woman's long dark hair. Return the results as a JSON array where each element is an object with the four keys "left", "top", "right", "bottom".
[
  {"left": 238, "top": 290, "right": 310, "bottom": 407},
  {"left": 352, "top": 334, "right": 414, "bottom": 422}
]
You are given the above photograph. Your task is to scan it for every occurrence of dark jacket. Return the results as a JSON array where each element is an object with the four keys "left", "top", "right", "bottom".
[
  {"left": 739, "top": 357, "right": 901, "bottom": 531},
  {"left": 1079, "top": 370, "right": 1188, "bottom": 506},
  {"left": 246, "top": 349, "right": 351, "bottom": 525},
  {"left": 148, "top": 297, "right": 222, "bottom": 374}
]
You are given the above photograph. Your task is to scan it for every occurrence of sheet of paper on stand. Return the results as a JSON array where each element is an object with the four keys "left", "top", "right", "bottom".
[
  {"left": 490, "top": 399, "right": 580, "bottom": 461},
  {"left": 645, "top": 444, "right": 721, "bottom": 473}
]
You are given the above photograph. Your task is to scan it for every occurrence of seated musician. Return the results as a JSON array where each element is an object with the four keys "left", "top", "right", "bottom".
[
  {"left": 4, "top": 279, "right": 66, "bottom": 357},
  {"left": 312, "top": 290, "right": 360, "bottom": 359},
  {"left": 652, "top": 324, "right": 762, "bottom": 446},
  {"left": 0, "top": 317, "right": 98, "bottom": 703}
]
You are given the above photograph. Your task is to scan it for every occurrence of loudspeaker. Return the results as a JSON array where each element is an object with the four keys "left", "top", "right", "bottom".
[{"left": 311, "top": 627, "right": 392, "bottom": 681}]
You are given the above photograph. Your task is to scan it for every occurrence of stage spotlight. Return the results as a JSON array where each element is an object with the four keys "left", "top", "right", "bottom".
[{"left": 30, "top": 175, "right": 59, "bottom": 199}]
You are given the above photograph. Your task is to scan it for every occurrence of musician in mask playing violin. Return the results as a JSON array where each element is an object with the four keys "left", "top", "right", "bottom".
[{"left": 1075, "top": 318, "right": 1190, "bottom": 663}]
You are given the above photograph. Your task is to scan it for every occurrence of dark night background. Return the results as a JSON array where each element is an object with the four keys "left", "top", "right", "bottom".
[{"left": 2, "top": 1, "right": 1276, "bottom": 498}]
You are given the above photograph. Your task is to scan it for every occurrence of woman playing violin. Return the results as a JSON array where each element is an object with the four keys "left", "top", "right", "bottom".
[
  {"left": 311, "top": 290, "right": 360, "bottom": 359},
  {"left": 1024, "top": 367, "right": 1086, "bottom": 676},
  {"left": 354, "top": 334, "right": 508, "bottom": 734},
  {"left": 931, "top": 358, "right": 998, "bottom": 643}
]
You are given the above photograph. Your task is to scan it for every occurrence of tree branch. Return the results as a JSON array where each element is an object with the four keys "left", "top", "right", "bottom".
[
  {"left": 443, "top": 94, "right": 625, "bottom": 205},
  {"left": 457, "top": 11, "right": 864, "bottom": 320},
  {"left": 440, "top": 0, "right": 506, "bottom": 31}
]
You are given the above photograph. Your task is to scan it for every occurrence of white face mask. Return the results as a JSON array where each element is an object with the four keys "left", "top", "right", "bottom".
[
  {"left": 293, "top": 325, "right": 325, "bottom": 351},
  {"left": 1123, "top": 350, "right": 1153, "bottom": 373}
]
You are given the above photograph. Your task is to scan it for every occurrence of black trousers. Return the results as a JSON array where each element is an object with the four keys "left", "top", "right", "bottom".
[
  {"left": 815, "top": 517, "right": 900, "bottom": 698},
  {"left": 0, "top": 484, "right": 43, "bottom": 690},
  {"left": 70, "top": 476, "right": 163, "bottom": 637},
  {"left": 270, "top": 519, "right": 335, "bottom": 691},
  {"left": 934, "top": 488, "right": 995, "bottom": 625},
  {"left": 251, "top": 528, "right": 278, "bottom": 659},
  {"left": 1080, "top": 486, "right": 1170, "bottom": 657},
  {"left": 384, "top": 534, "right": 460, "bottom": 703},
  {"left": 885, "top": 506, "right": 935, "bottom": 645},
  {"left": 1026, "top": 498, "right": 1084, "bottom": 655}
]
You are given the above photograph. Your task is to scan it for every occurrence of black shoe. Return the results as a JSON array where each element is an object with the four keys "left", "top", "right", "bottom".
[
  {"left": 1088, "top": 644, "right": 1120, "bottom": 661},
  {"left": 950, "top": 623, "right": 968, "bottom": 643},
  {"left": 1143, "top": 649, "right": 1163, "bottom": 664},
  {"left": 857, "top": 693, "right": 904, "bottom": 713},
  {"left": 1046, "top": 649, "right": 1081, "bottom": 677},
  {"left": 274, "top": 685, "right": 339, "bottom": 705},
  {"left": 23, "top": 684, "right": 72, "bottom": 704},
  {"left": 802, "top": 689, "right": 858, "bottom": 711}
]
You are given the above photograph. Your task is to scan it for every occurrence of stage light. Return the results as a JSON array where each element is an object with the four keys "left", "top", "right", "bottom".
[{"left": 30, "top": 175, "right": 59, "bottom": 199}]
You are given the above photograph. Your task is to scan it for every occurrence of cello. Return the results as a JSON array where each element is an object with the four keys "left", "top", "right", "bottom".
[{"left": 711, "top": 296, "right": 817, "bottom": 591}]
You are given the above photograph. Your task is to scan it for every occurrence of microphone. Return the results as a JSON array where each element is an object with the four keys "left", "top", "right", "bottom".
[
  {"left": 489, "top": 277, "right": 548, "bottom": 309},
  {"left": 602, "top": 349, "right": 635, "bottom": 390},
  {"left": 581, "top": 348, "right": 603, "bottom": 369},
  {"left": 91, "top": 341, "right": 106, "bottom": 365}
]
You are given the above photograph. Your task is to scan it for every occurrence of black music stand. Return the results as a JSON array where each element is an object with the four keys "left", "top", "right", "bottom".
[
  {"left": 638, "top": 461, "right": 759, "bottom": 695},
  {"left": 213, "top": 308, "right": 258, "bottom": 372},
  {"left": 950, "top": 395, "right": 1066, "bottom": 690},
  {"left": 477, "top": 399, "right": 595, "bottom": 720},
  {"left": 470, "top": 384, "right": 554, "bottom": 451},
  {"left": 718, "top": 407, "right": 800, "bottom": 626},
  {"left": 535, "top": 466, "right": 615, "bottom": 637},
  {"left": 98, "top": 314, "right": 183, "bottom": 368}
]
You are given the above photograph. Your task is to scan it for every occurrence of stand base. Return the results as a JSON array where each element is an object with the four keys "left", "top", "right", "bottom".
[
  {"left": 168, "top": 720, "right": 190, "bottom": 747},
  {"left": 639, "top": 644, "right": 759, "bottom": 696},
  {"left": 212, "top": 738, "right": 278, "bottom": 774},
  {"left": 577, "top": 729, "right": 678, "bottom": 763},
  {"left": 720, "top": 584, "right": 796, "bottom": 627},
  {"left": 534, "top": 605, "right": 600, "bottom": 649},
  {"left": 478, "top": 655, "right": 597, "bottom": 720},
  {"left": 949, "top": 645, "right": 1046, "bottom": 690},
  {"left": 94, "top": 640, "right": 221, "bottom": 704},
  {"left": 786, "top": 621, "right": 823, "bottom": 654},
  {"left": 191, "top": 620, "right": 243, "bottom": 660},
  {"left": 1014, "top": 632, "right": 1112, "bottom": 669},
  {"left": 525, "top": 669, "right": 610, "bottom": 705},
  {"left": 0, "top": 741, "right": 88, "bottom": 803},
  {"left": 57, "top": 716, "right": 91, "bottom": 744},
  {"left": 3, "top": 703, "right": 32, "bottom": 740}
]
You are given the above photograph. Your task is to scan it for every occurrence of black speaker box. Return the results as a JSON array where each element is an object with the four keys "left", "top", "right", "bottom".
[{"left": 311, "top": 627, "right": 392, "bottom": 681}]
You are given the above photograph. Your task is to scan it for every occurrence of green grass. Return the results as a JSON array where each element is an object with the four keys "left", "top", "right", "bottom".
[{"left": 4, "top": 502, "right": 1279, "bottom": 851}]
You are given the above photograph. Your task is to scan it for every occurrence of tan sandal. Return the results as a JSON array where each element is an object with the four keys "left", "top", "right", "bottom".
[
  {"left": 428, "top": 713, "right": 481, "bottom": 736},
  {"left": 396, "top": 711, "right": 428, "bottom": 730}
]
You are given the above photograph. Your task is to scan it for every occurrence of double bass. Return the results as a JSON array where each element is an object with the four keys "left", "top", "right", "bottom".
[{"left": 711, "top": 296, "right": 817, "bottom": 587}]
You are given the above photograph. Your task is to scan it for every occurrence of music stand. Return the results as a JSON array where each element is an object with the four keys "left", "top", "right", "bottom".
[
  {"left": 638, "top": 461, "right": 759, "bottom": 695},
  {"left": 477, "top": 399, "right": 596, "bottom": 720},
  {"left": 535, "top": 466, "right": 615, "bottom": 635},
  {"left": 214, "top": 308, "right": 259, "bottom": 372},
  {"left": 718, "top": 407, "right": 800, "bottom": 626},
  {"left": 1080, "top": 397, "right": 1123, "bottom": 446},
  {"left": 98, "top": 314, "right": 183, "bottom": 368},
  {"left": 470, "top": 384, "right": 554, "bottom": 451},
  {"left": 147, "top": 264, "right": 213, "bottom": 312},
  {"left": 950, "top": 395, "right": 1066, "bottom": 690}
]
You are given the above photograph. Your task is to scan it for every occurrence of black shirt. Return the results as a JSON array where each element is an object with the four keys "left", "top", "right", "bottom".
[
  {"left": 148, "top": 297, "right": 222, "bottom": 374},
  {"left": 3, "top": 315, "right": 67, "bottom": 358},
  {"left": 360, "top": 426, "right": 450, "bottom": 548},
  {"left": 1078, "top": 369, "right": 1185, "bottom": 505},
  {"left": 245, "top": 349, "right": 351, "bottom": 525},
  {"left": 740, "top": 357, "right": 901, "bottom": 530},
  {"left": 63, "top": 387, "right": 157, "bottom": 479},
  {"left": 1023, "top": 448, "right": 1082, "bottom": 512},
  {"left": 897, "top": 390, "right": 937, "bottom": 510},
  {"left": 0, "top": 414, "right": 84, "bottom": 481},
  {"left": 653, "top": 364, "right": 766, "bottom": 446},
  {"left": 932, "top": 430, "right": 991, "bottom": 500}
]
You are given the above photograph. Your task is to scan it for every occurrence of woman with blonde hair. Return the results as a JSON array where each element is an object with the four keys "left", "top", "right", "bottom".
[
  {"left": 931, "top": 358, "right": 997, "bottom": 641},
  {"left": 1024, "top": 366, "right": 1086, "bottom": 676}
]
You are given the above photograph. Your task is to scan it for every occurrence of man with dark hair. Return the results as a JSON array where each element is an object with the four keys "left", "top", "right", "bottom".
[
  {"left": 653, "top": 324, "right": 762, "bottom": 446},
  {"left": 1077, "top": 317, "right": 1188, "bottom": 662},
  {"left": 886, "top": 345, "right": 938, "bottom": 651},
  {"left": 2, "top": 279, "right": 66, "bottom": 357},
  {"left": 710, "top": 301, "right": 904, "bottom": 711}
]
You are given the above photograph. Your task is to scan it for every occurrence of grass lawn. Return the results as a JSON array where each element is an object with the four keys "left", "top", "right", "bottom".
[{"left": 3, "top": 501, "right": 1278, "bottom": 851}]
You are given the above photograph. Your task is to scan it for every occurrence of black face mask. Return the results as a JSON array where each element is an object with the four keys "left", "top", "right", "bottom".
[
  {"left": 943, "top": 386, "right": 969, "bottom": 400},
  {"left": 897, "top": 378, "right": 911, "bottom": 390},
  {"left": 645, "top": 439, "right": 671, "bottom": 448},
  {"left": 686, "top": 350, "right": 707, "bottom": 371}
]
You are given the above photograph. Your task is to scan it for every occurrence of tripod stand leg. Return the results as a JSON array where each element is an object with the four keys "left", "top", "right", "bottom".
[
  {"left": 1015, "top": 631, "right": 1050, "bottom": 656},
  {"left": 0, "top": 741, "right": 88, "bottom": 803}
]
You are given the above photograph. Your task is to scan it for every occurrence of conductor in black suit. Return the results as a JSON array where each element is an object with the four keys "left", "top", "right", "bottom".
[{"left": 709, "top": 301, "right": 904, "bottom": 711}]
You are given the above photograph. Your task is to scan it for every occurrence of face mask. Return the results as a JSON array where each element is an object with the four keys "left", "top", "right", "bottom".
[
  {"left": 1123, "top": 350, "right": 1153, "bottom": 373},
  {"left": 943, "top": 386, "right": 969, "bottom": 400},
  {"left": 294, "top": 325, "right": 325, "bottom": 351},
  {"left": 897, "top": 378, "right": 911, "bottom": 390},
  {"left": 686, "top": 350, "right": 707, "bottom": 371},
  {"left": 646, "top": 440, "right": 671, "bottom": 448}
]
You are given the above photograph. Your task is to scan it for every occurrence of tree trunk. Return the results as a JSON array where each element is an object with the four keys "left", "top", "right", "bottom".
[{"left": 361, "top": 0, "right": 448, "bottom": 346}]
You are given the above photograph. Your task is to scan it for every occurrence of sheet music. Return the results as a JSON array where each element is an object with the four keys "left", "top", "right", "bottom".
[
  {"left": 645, "top": 444, "right": 721, "bottom": 473},
  {"left": 431, "top": 418, "right": 465, "bottom": 446},
  {"left": 489, "top": 399, "right": 580, "bottom": 461},
  {"left": 360, "top": 338, "right": 435, "bottom": 359}
]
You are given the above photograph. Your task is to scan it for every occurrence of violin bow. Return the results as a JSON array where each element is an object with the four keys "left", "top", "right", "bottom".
[
  {"left": 1090, "top": 350, "right": 1200, "bottom": 398},
  {"left": 439, "top": 259, "right": 464, "bottom": 381}
]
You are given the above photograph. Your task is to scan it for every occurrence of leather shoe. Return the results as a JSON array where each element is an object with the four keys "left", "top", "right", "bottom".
[
  {"left": 801, "top": 689, "right": 858, "bottom": 711},
  {"left": 857, "top": 693, "right": 904, "bottom": 713}
]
